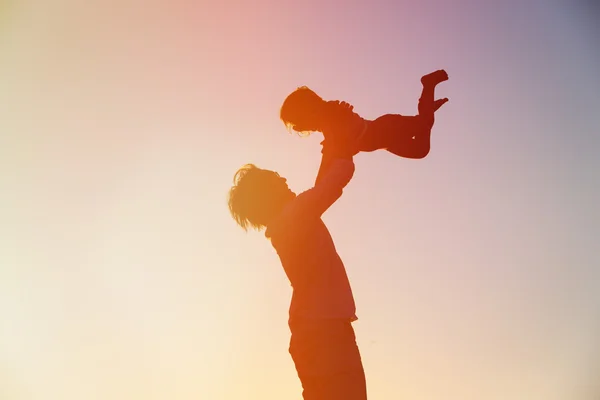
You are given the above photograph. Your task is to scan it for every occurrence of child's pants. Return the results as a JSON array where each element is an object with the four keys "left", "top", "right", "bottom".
[
  {"left": 360, "top": 113, "right": 431, "bottom": 156},
  {"left": 289, "top": 318, "right": 367, "bottom": 400}
]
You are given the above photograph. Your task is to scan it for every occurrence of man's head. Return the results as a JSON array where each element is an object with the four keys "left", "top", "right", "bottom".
[
  {"left": 280, "top": 86, "right": 326, "bottom": 135},
  {"left": 228, "top": 164, "right": 296, "bottom": 231}
]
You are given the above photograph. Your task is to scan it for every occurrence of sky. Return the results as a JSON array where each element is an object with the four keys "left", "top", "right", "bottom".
[{"left": 1, "top": 0, "right": 599, "bottom": 399}]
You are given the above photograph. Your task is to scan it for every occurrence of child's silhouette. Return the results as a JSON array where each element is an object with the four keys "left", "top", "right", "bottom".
[{"left": 280, "top": 70, "right": 449, "bottom": 160}]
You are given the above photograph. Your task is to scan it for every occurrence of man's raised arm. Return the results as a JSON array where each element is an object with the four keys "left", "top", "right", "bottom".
[{"left": 294, "top": 140, "right": 356, "bottom": 219}]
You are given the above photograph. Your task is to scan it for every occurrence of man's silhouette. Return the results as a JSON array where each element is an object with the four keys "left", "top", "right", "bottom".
[{"left": 228, "top": 137, "right": 366, "bottom": 399}]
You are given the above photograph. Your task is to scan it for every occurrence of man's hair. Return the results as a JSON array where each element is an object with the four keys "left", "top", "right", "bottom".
[
  {"left": 279, "top": 86, "right": 323, "bottom": 135},
  {"left": 227, "top": 164, "right": 275, "bottom": 231}
]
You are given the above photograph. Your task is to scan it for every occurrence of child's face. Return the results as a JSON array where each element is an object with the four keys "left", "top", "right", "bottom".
[
  {"left": 281, "top": 87, "right": 326, "bottom": 133},
  {"left": 291, "top": 111, "right": 321, "bottom": 133},
  {"left": 288, "top": 97, "right": 326, "bottom": 133}
]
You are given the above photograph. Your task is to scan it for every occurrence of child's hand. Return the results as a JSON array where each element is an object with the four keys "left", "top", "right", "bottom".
[
  {"left": 339, "top": 101, "right": 354, "bottom": 112},
  {"left": 322, "top": 101, "right": 359, "bottom": 132}
]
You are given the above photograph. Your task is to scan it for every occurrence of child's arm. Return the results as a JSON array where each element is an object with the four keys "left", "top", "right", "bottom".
[{"left": 320, "top": 100, "right": 358, "bottom": 132}]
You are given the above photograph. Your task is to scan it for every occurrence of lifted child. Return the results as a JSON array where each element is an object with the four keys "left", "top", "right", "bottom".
[{"left": 280, "top": 69, "right": 449, "bottom": 160}]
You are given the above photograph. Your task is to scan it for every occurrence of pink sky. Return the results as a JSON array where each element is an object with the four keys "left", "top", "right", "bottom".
[{"left": 1, "top": 1, "right": 599, "bottom": 399}]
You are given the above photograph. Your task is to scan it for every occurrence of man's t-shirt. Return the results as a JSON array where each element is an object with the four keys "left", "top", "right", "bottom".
[{"left": 265, "top": 159, "right": 357, "bottom": 323}]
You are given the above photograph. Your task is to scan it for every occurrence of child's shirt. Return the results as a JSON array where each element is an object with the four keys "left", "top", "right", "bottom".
[
  {"left": 323, "top": 101, "right": 370, "bottom": 151},
  {"left": 265, "top": 159, "right": 357, "bottom": 324}
]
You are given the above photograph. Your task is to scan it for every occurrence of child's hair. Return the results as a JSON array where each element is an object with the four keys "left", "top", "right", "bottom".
[
  {"left": 280, "top": 86, "right": 324, "bottom": 136},
  {"left": 227, "top": 164, "right": 274, "bottom": 231}
]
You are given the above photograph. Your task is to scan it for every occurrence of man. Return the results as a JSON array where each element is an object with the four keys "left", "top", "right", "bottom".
[{"left": 227, "top": 129, "right": 367, "bottom": 399}]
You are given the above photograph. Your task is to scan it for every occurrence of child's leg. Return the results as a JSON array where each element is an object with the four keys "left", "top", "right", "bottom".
[
  {"left": 419, "top": 69, "right": 449, "bottom": 130},
  {"left": 360, "top": 114, "right": 430, "bottom": 158},
  {"left": 358, "top": 70, "right": 449, "bottom": 158}
]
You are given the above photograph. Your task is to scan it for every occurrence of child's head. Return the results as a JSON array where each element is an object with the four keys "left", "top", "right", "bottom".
[
  {"left": 228, "top": 164, "right": 296, "bottom": 231},
  {"left": 280, "top": 86, "right": 325, "bottom": 135}
]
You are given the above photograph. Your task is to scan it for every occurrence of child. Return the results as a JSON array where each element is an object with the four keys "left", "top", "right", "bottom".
[{"left": 280, "top": 69, "right": 449, "bottom": 160}]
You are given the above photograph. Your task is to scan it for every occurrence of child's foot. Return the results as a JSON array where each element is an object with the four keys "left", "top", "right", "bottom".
[
  {"left": 433, "top": 98, "right": 449, "bottom": 111},
  {"left": 421, "top": 69, "right": 449, "bottom": 87}
]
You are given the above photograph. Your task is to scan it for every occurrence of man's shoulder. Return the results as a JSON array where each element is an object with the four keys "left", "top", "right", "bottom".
[
  {"left": 265, "top": 199, "right": 301, "bottom": 236},
  {"left": 265, "top": 202, "right": 320, "bottom": 254},
  {"left": 266, "top": 197, "right": 318, "bottom": 240}
]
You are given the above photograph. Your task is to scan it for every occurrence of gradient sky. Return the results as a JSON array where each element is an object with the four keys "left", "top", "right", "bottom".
[{"left": 1, "top": 0, "right": 599, "bottom": 399}]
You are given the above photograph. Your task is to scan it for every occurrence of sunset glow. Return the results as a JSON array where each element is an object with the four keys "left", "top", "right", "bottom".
[{"left": 1, "top": 1, "right": 599, "bottom": 399}]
